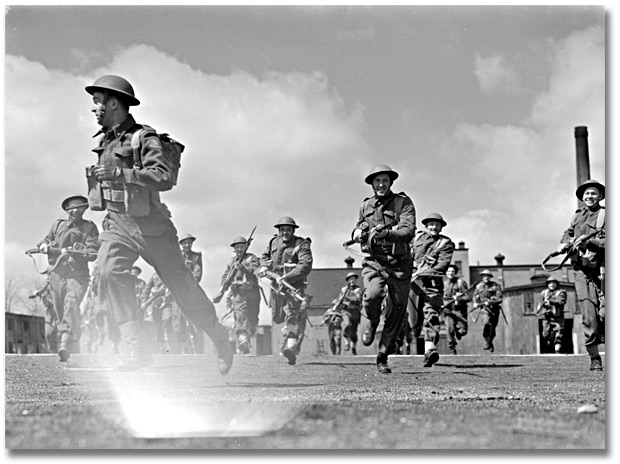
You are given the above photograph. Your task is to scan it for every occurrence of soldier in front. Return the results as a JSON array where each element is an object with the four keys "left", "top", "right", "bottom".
[
  {"left": 258, "top": 216, "right": 313, "bottom": 366},
  {"left": 409, "top": 213, "right": 455, "bottom": 367},
  {"left": 557, "top": 179, "right": 605, "bottom": 371},
  {"left": 350, "top": 165, "right": 416, "bottom": 374},
  {"left": 37, "top": 194, "right": 99, "bottom": 362},
  {"left": 84, "top": 74, "right": 233, "bottom": 372}
]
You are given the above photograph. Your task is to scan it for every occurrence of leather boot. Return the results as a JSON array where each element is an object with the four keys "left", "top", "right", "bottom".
[
  {"left": 376, "top": 352, "right": 391, "bottom": 374},
  {"left": 237, "top": 332, "right": 250, "bottom": 354},
  {"left": 282, "top": 337, "right": 297, "bottom": 365},
  {"left": 118, "top": 321, "right": 153, "bottom": 371},
  {"left": 207, "top": 322, "right": 234, "bottom": 375},
  {"left": 362, "top": 322, "right": 378, "bottom": 346},
  {"left": 58, "top": 332, "right": 71, "bottom": 362}
]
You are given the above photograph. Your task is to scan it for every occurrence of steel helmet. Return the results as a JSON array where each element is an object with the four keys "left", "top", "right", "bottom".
[
  {"left": 61, "top": 194, "right": 89, "bottom": 211},
  {"left": 345, "top": 272, "right": 359, "bottom": 281},
  {"left": 85, "top": 75, "right": 140, "bottom": 106},
  {"left": 546, "top": 276, "right": 559, "bottom": 284},
  {"left": 178, "top": 233, "right": 196, "bottom": 243},
  {"left": 480, "top": 269, "right": 494, "bottom": 276},
  {"left": 230, "top": 236, "right": 248, "bottom": 247},
  {"left": 422, "top": 212, "right": 447, "bottom": 228},
  {"left": 364, "top": 164, "right": 399, "bottom": 185},
  {"left": 575, "top": 179, "right": 605, "bottom": 200},
  {"left": 274, "top": 216, "right": 299, "bottom": 229}
]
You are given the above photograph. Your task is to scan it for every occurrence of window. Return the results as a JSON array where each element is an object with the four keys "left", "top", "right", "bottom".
[{"left": 523, "top": 291, "right": 536, "bottom": 315}]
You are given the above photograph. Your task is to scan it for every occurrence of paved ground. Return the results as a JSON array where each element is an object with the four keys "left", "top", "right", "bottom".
[{"left": 4, "top": 352, "right": 606, "bottom": 450}]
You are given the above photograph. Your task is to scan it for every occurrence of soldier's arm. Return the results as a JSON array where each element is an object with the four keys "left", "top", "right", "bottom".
[
  {"left": 458, "top": 279, "right": 472, "bottom": 303},
  {"left": 220, "top": 261, "right": 233, "bottom": 286},
  {"left": 116, "top": 131, "right": 175, "bottom": 192},
  {"left": 432, "top": 240, "right": 455, "bottom": 274},
  {"left": 385, "top": 196, "right": 416, "bottom": 244},
  {"left": 81, "top": 222, "right": 100, "bottom": 259},
  {"left": 37, "top": 221, "right": 59, "bottom": 249},
  {"left": 549, "top": 290, "right": 567, "bottom": 305},
  {"left": 240, "top": 254, "right": 260, "bottom": 275},
  {"left": 282, "top": 241, "right": 313, "bottom": 285},
  {"left": 194, "top": 253, "right": 203, "bottom": 283}
]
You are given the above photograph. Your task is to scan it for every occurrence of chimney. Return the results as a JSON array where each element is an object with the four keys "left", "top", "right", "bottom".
[
  {"left": 344, "top": 256, "right": 355, "bottom": 268},
  {"left": 494, "top": 253, "right": 505, "bottom": 266},
  {"left": 575, "top": 126, "right": 591, "bottom": 208},
  {"left": 458, "top": 241, "right": 467, "bottom": 250}
]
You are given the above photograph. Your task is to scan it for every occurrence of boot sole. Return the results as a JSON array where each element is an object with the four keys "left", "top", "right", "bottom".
[{"left": 282, "top": 348, "right": 296, "bottom": 365}]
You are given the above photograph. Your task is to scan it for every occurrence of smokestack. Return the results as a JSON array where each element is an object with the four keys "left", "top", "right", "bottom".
[
  {"left": 494, "top": 253, "right": 505, "bottom": 266},
  {"left": 575, "top": 126, "right": 591, "bottom": 207},
  {"left": 344, "top": 256, "right": 355, "bottom": 268}
]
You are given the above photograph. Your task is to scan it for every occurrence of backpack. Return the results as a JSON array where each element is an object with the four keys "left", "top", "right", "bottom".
[{"left": 131, "top": 124, "right": 185, "bottom": 187}]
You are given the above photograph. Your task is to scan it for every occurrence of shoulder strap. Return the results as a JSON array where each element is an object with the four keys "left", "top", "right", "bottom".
[
  {"left": 131, "top": 128, "right": 144, "bottom": 170},
  {"left": 596, "top": 208, "right": 605, "bottom": 229}
]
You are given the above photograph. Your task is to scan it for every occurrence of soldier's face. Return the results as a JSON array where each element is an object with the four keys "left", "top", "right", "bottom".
[
  {"left": 582, "top": 187, "right": 602, "bottom": 208},
  {"left": 279, "top": 226, "right": 294, "bottom": 242},
  {"left": 425, "top": 220, "right": 443, "bottom": 236},
  {"left": 548, "top": 281, "right": 557, "bottom": 290},
  {"left": 91, "top": 92, "right": 111, "bottom": 127},
  {"left": 446, "top": 267, "right": 456, "bottom": 279},
  {"left": 180, "top": 240, "right": 193, "bottom": 252},
  {"left": 66, "top": 201, "right": 86, "bottom": 221},
  {"left": 372, "top": 174, "right": 392, "bottom": 197},
  {"left": 233, "top": 244, "right": 246, "bottom": 256},
  {"left": 347, "top": 277, "right": 357, "bottom": 286},
  {"left": 482, "top": 274, "right": 491, "bottom": 281}
]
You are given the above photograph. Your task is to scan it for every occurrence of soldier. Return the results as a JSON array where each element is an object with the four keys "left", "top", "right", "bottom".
[
  {"left": 219, "top": 236, "right": 261, "bottom": 354},
  {"left": 557, "top": 179, "right": 605, "bottom": 371},
  {"left": 28, "top": 280, "right": 57, "bottom": 352},
  {"left": 443, "top": 264, "right": 471, "bottom": 355},
  {"left": 258, "top": 216, "right": 313, "bottom": 366},
  {"left": 131, "top": 266, "right": 147, "bottom": 307},
  {"left": 333, "top": 272, "right": 363, "bottom": 355},
  {"left": 141, "top": 272, "right": 174, "bottom": 353},
  {"left": 84, "top": 75, "right": 232, "bottom": 372},
  {"left": 321, "top": 304, "right": 344, "bottom": 355},
  {"left": 472, "top": 270, "right": 503, "bottom": 352},
  {"left": 409, "top": 213, "right": 455, "bottom": 367},
  {"left": 537, "top": 276, "right": 566, "bottom": 354},
  {"left": 37, "top": 194, "right": 99, "bottom": 362},
  {"left": 178, "top": 233, "right": 204, "bottom": 353},
  {"left": 350, "top": 165, "right": 416, "bottom": 374}
]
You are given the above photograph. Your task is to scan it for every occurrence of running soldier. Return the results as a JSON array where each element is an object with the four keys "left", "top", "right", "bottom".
[
  {"left": 28, "top": 280, "right": 57, "bottom": 352},
  {"left": 537, "top": 276, "right": 566, "bottom": 354},
  {"left": 350, "top": 165, "right": 416, "bottom": 374},
  {"left": 557, "top": 179, "right": 605, "bottom": 371},
  {"left": 258, "top": 216, "right": 313, "bottom": 366},
  {"left": 333, "top": 272, "right": 363, "bottom": 355},
  {"left": 409, "top": 213, "right": 455, "bottom": 367},
  {"left": 443, "top": 264, "right": 471, "bottom": 355},
  {"left": 178, "top": 233, "right": 204, "bottom": 353},
  {"left": 472, "top": 270, "right": 503, "bottom": 352},
  {"left": 216, "top": 236, "right": 261, "bottom": 354},
  {"left": 131, "top": 266, "right": 147, "bottom": 308},
  {"left": 84, "top": 75, "right": 232, "bottom": 372},
  {"left": 321, "top": 304, "right": 344, "bottom": 355},
  {"left": 37, "top": 194, "right": 99, "bottom": 361}
]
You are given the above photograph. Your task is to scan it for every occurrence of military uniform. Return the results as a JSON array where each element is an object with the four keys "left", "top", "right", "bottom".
[
  {"left": 538, "top": 283, "right": 567, "bottom": 353},
  {"left": 30, "top": 281, "right": 58, "bottom": 352},
  {"left": 443, "top": 274, "right": 470, "bottom": 353},
  {"left": 86, "top": 78, "right": 232, "bottom": 371},
  {"left": 355, "top": 190, "right": 416, "bottom": 363},
  {"left": 409, "top": 226, "right": 455, "bottom": 355},
  {"left": 473, "top": 276, "right": 503, "bottom": 351},
  {"left": 141, "top": 273, "right": 174, "bottom": 352},
  {"left": 560, "top": 206, "right": 605, "bottom": 348},
  {"left": 37, "top": 210, "right": 99, "bottom": 358},
  {"left": 334, "top": 276, "right": 362, "bottom": 354},
  {"left": 261, "top": 235, "right": 312, "bottom": 336},
  {"left": 221, "top": 252, "right": 261, "bottom": 350},
  {"left": 321, "top": 306, "right": 344, "bottom": 355},
  {"left": 178, "top": 244, "right": 205, "bottom": 353}
]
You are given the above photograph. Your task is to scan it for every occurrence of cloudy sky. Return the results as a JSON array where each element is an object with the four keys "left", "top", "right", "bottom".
[{"left": 4, "top": 4, "right": 609, "bottom": 300}]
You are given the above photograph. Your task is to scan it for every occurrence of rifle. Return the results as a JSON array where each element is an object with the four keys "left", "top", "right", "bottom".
[
  {"left": 440, "top": 281, "right": 478, "bottom": 324},
  {"left": 139, "top": 286, "right": 169, "bottom": 313},
  {"left": 342, "top": 221, "right": 395, "bottom": 258},
  {"left": 471, "top": 300, "right": 508, "bottom": 325},
  {"left": 25, "top": 245, "right": 97, "bottom": 274},
  {"left": 259, "top": 269, "right": 305, "bottom": 302},
  {"left": 542, "top": 227, "right": 603, "bottom": 272},
  {"left": 212, "top": 225, "right": 257, "bottom": 304}
]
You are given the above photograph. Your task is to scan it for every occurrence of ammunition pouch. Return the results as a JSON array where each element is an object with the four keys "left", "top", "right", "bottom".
[
  {"left": 101, "top": 184, "right": 151, "bottom": 217},
  {"left": 85, "top": 166, "right": 104, "bottom": 211}
]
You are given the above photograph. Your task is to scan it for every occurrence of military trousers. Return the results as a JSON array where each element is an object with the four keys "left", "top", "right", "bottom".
[
  {"left": 97, "top": 212, "right": 227, "bottom": 345},
  {"left": 361, "top": 256, "right": 413, "bottom": 356},
  {"left": 445, "top": 304, "right": 468, "bottom": 349},
  {"left": 48, "top": 267, "right": 89, "bottom": 346},
  {"left": 231, "top": 288, "right": 261, "bottom": 337},
  {"left": 574, "top": 266, "right": 604, "bottom": 346},
  {"left": 341, "top": 308, "right": 361, "bottom": 344},
  {"left": 409, "top": 276, "right": 443, "bottom": 346},
  {"left": 271, "top": 290, "right": 303, "bottom": 340},
  {"left": 541, "top": 315, "right": 564, "bottom": 346},
  {"left": 479, "top": 306, "right": 500, "bottom": 343}
]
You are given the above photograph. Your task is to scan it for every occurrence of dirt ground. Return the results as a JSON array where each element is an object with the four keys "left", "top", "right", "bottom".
[{"left": 4, "top": 352, "right": 606, "bottom": 450}]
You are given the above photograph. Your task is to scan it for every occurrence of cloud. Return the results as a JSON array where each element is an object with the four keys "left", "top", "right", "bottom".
[
  {"left": 5, "top": 44, "right": 372, "bottom": 294},
  {"left": 440, "top": 25, "right": 605, "bottom": 265},
  {"left": 474, "top": 53, "right": 518, "bottom": 95}
]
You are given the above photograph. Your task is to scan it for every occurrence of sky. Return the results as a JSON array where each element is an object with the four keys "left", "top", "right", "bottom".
[{"left": 3, "top": 3, "right": 610, "bottom": 302}]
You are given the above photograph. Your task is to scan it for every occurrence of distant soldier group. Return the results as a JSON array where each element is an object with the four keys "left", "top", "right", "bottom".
[{"left": 27, "top": 74, "right": 605, "bottom": 376}]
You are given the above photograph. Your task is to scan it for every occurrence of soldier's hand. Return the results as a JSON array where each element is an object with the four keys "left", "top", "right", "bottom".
[
  {"left": 39, "top": 243, "right": 49, "bottom": 254},
  {"left": 92, "top": 165, "right": 122, "bottom": 182},
  {"left": 352, "top": 228, "right": 364, "bottom": 242},
  {"left": 556, "top": 242, "right": 570, "bottom": 254},
  {"left": 374, "top": 228, "right": 389, "bottom": 239},
  {"left": 258, "top": 266, "right": 268, "bottom": 277}
]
